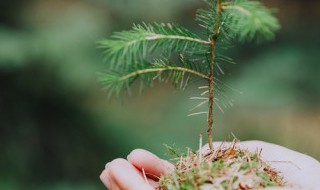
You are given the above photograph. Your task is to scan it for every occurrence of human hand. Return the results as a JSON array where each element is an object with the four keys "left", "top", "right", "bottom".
[
  {"left": 100, "top": 141, "right": 320, "bottom": 190},
  {"left": 202, "top": 141, "right": 320, "bottom": 190},
  {"left": 100, "top": 149, "right": 173, "bottom": 190}
]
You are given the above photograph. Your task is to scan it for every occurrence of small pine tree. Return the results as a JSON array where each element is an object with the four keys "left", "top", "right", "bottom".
[{"left": 99, "top": 0, "right": 280, "bottom": 151}]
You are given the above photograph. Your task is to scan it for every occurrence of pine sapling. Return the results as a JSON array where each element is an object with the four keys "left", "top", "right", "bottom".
[{"left": 99, "top": 0, "right": 283, "bottom": 189}]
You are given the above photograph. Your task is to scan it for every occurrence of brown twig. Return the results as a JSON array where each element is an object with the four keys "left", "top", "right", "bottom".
[{"left": 207, "top": 0, "right": 223, "bottom": 151}]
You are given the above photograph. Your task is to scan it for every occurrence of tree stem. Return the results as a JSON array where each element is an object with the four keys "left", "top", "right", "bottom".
[{"left": 207, "top": 0, "right": 222, "bottom": 151}]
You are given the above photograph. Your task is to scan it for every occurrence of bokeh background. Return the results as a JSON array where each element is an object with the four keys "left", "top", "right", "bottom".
[{"left": 1, "top": 0, "right": 319, "bottom": 189}]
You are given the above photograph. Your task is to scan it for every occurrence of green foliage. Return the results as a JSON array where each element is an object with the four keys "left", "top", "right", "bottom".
[
  {"left": 99, "top": 58, "right": 209, "bottom": 97},
  {"left": 197, "top": 0, "right": 280, "bottom": 43},
  {"left": 164, "top": 144, "right": 184, "bottom": 158},
  {"left": 222, "top": 0, "right": 281, "bottom": 42},
  {"left": 196, "top": 0, "right": 220, "bottom": 35},
  {"left": 100, "top": 23, "right": 209, "bottom": 69},
  {"left": 99, "top": 1, "right": 280, "bottom": 152},
  {"left": 100, "top": 0, "right": 279, "bottom": 97}
]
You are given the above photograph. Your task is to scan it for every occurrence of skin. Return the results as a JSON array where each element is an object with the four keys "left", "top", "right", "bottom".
[{"left": 100, "top": 141, "right": 320, "bottom": 190}]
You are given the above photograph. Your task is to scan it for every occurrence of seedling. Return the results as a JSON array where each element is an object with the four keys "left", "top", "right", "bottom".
[{"left": 99, "top": 0, "right": 282, "bottom": 189}]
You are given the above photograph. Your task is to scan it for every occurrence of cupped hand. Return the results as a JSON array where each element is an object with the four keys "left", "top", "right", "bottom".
[
  {"left": 100, "top": 149, "right": 173, "bottom": 190},
  {"left": 100, "top": 141, "right": 320, "bottom": 190}
]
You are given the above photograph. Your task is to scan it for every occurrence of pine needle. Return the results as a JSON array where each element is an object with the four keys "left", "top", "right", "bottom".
[{"left": 188, "top": 112, "right": 208, "bottom": 117}]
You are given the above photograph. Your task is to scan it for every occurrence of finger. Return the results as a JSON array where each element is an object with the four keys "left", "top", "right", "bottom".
[
  {"left": 102, "top": 160, "right": 159, "bottom": 189},
  {"left": 127, "top": 149, "right": 174, "bottom": 179},
  {"left": 147, "top": 178, "right": 159, "bottom": 188},
  {"left": 100, "top": 169, "right": 120, "bottom": 190},
  {"left": 106, "top": 158, "right": 153, "bottom": 190}
]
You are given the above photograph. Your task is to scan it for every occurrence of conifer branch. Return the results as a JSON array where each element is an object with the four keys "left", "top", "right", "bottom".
[
  {"left": 222, "top": 5, "right": 251, "bottom": 16},
  {"left": 99, "top": 0, "right": 280, "bottom": 151},
  {"left": 100, "top": 23, "right": 210, "bottom": 68},
  {"left": 115, "top": 66, "right": 209, "bottom": 82},
  {"left": 99, "top": 61, "right": 209, "bottom": 97},
  {"left": 143, "top": 35, "right": 210, "bottom": 45},
  {"left": 221, "top": 0, "right": 280, "bottom": 42}
]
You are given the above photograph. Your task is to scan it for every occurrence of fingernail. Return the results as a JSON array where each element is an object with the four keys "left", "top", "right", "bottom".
[
  {"left": 105, "top": 162, "right": 110, "bottom": 169},
  {"left": 127, "top": 151, "right": 134, "bottom": 161},
  {"left": 100, "top": 171, "right": 111, "bottom": 188}
]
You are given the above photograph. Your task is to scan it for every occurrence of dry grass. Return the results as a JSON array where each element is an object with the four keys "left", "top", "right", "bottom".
[{"left": 158, "top": 140, "right": 284, "bottom": 190}]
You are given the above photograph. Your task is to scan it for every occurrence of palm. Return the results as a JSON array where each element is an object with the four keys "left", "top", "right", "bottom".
[{"left": 100, "top": 141, "right": 320, "bottom": 190}]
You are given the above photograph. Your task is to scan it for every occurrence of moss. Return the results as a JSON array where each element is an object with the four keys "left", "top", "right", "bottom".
[{"left": 158, "top": 141, "right": 284, "bottom": 190}]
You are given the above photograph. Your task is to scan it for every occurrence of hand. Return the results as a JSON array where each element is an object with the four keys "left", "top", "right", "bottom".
[
  {"left": 100, "top": 141, "right": 320, "bottom": 190},
  {"left": 100, "top": 149, "right": 173, "bottom": 190}
]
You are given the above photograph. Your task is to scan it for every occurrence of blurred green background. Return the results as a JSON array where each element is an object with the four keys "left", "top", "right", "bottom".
[{"left": 0, "top": 0, "right": 319, "bottom": 189}]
